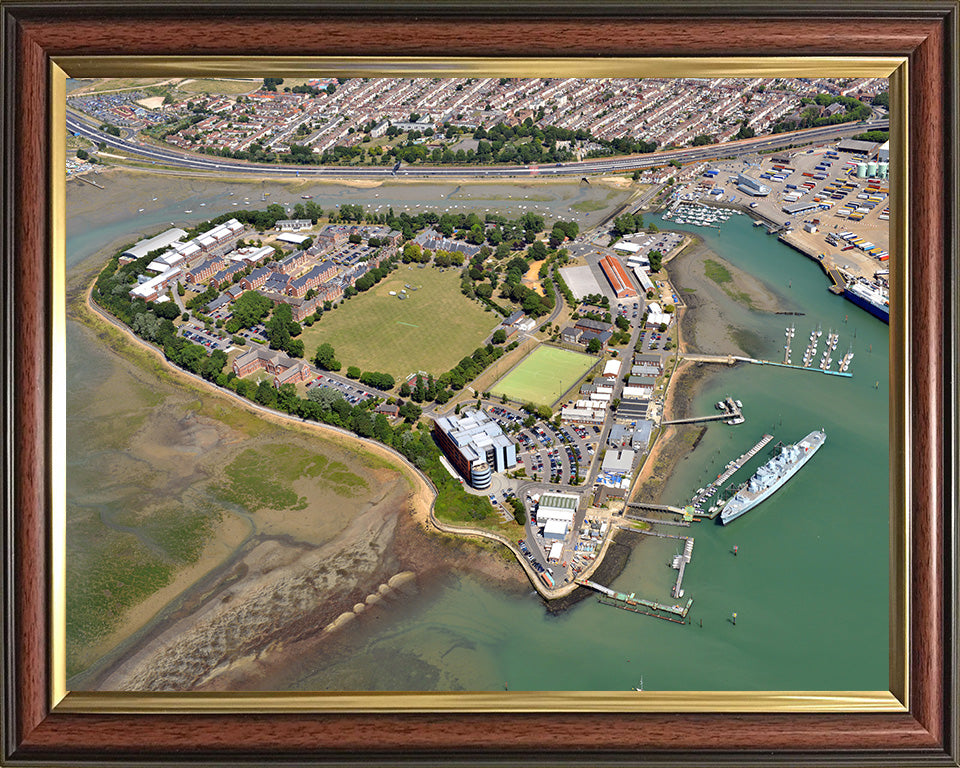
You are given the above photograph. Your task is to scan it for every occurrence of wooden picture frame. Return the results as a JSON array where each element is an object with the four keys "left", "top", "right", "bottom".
[{"left": 2, "top": 1, "right": 957, "bottom": 764}]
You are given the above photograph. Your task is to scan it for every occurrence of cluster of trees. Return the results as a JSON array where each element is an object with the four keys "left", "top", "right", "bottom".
[
  {"left": 313, "top": 342, "right": 341, "bottom": 372},
  {"left": 224, "top": 291, "right": 272, "bottom": 334},
  {"left": 199, "top": 142, "right": 279, "bottom": 164},
  {"left": 609, "top": 314, "right": 632, "bottom": 346},
  {"left": 92, "top": 250, "right": 230, "bottom": 382},
  {"left": 397, "top": 343, "right": 513, "bottom": 407},
  {"left": 400, "top": 242, "right": 430, "bottom": 264},
  {"left": 165, "top": 337, "right": 229, "bottom": 381},
  {"left": 185, "top": 284, "right": 218, "bottom": 312},
  {"left": 332, "top": 204, "right": 365, "bottom": 223},
  {"left": 362, "top": 119, "right": 586, "bottom": 167},
  {"left": 92, "top": 248, "right": 166, "bottom": 324},
  {"left": 144, "top": 112, "right": 207, "bottom": 142},
  {"left": 475, "top": 120, "right": 587, "bottom": 147},
  {"left": 853, "top": 130, "right": 888, "bottom": 143},
  {"left": 262, "top": 77, "right": 284, "bottom": 91},
  {"left": 581, "top": 293, "right": 610, "bottom": 308},
  {"left": 772, "top": 94, "right": 873, "bottom": 134},
  {"left": 587, "top": 135, "right": 658, "bottom": 158},
  {"left": 691, "top": 134, "right": 718, "bottom": 146},
  {"left": 264, "top": 302, "right": 304, "bottom": 358},
  {"left": 355, "top": 257, "right": 399, "bottom": 293},
  {"left": 290, "top": 83, "right": 333, "bottom": 96},
  {"left": 432, "top": 249, "right": 466, "bottom": 268},
  {"left": 548, "top": 220, "right": 579, "bottom": 247},
  {"left": 456, "top": 237, "right": 557, "bottom": 319},
  {"left": 551, "top": 266, "right": 575, "bottom": 307},
  {"left": 341, "top": 366, "right": 394, "bottom": 390},
  {"left": 184, "top": 203, "right": 295, "bottom": 234},
  {"left": 401, "top": 373, "right": 441, "bottom": 403},
  {"left": 442, "top": 344, "right": 509, "bottom": 393},
  {"left": 613, "top": 212, "right": 645, "bottom": 236},
  {"left": 506, "top": 497, "right": 526, "bottom": 525},
  {"left": 496, "top": 252, "right": 554, "bottom": 318},
  {"left": 358, "top": 371, "right": 395, "bottom": 390},
  {"left": 98, "top": 123, "right": 121, "bottom": 137}
]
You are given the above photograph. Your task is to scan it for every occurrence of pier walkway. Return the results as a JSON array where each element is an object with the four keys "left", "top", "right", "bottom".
[
  {"left": 625, "top": 502, "right": 685, "bottom": 515},
  {"left": 662, "top": 412, "right": 736, "bottom": 425},
  {"left": 632, "top": 528, "right": 690, "bottom": 542},
  {"left": 748, "top": 359, "right": 852, "bottom": 378},
  {"left": 685, "top": 352, "right": 851, "bottom": 378},
  {"left": 662, "top": 396, "right": 743, "bottom": 426},
  {"left": 671, "top": 537, "right": 695, "bottom": 599},
  {"left": 624, "top": 513, "right": 691, "bottom": 528},
  {"left": 75, "top": 174, "right": 104, "bottom": 188},
  {"left": 682, "top": 353, "right": 749, "bottom": 365},
  {"left": 576, "top": 578, "right": 694, "bottom": 623},
  {"left": 690, "top": 433, "right": 774, "bottom": 508}
]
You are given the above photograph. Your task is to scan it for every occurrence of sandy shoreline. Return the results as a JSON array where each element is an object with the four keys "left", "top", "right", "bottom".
[
  {"left": 69, "top": 259, "right": 529, "bottom": 691},
  {"left": 85, "top": 161, "right": 639, "bottom": 190}
]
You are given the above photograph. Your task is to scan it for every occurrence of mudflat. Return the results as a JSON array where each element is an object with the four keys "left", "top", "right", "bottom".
[{"left": 631, "top": 236, "right": 789, "bottom": 505}]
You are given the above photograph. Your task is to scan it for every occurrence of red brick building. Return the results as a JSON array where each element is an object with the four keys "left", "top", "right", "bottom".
[
  {"left": 599, "top": 255, "right": 638, "bottom": 299},
  {"left": 232, "top": 346, "right": 311, "bottom": 388}
]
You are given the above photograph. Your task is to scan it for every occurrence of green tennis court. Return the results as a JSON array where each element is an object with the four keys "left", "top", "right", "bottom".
[{"left": 491, "top": 345, "right": 597, "bottom": 406}]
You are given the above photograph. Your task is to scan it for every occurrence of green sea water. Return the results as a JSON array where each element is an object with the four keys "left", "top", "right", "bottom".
[{"left": 67, "top": 180, "right": 889, "bottom": 692}]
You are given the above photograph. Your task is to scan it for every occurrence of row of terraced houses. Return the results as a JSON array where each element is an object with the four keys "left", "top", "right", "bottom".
[{"left": 127, "top": 221, "right": 401, "bottom": 322}]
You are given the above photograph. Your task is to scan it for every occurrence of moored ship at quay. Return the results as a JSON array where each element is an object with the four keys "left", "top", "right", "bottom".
[
  {"left": 720, "top": 430, "right": 826, "bottom": 525},
  {"left": 843, "top": 278, "right": 889, "bottom": 323}
]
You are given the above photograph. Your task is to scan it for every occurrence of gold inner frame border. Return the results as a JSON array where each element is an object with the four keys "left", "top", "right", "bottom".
[{"left": 49, "top": 55, "right": 909, "bottom": 715}]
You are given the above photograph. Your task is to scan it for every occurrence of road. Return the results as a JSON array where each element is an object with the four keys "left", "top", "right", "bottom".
[{"left": 67, "top": 110, "right": 888, "bottom": 181}]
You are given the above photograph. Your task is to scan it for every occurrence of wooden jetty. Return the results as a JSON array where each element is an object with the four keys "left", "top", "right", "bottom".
[
  {"left": 623, "top": 514, "right": 691, "bottom": 528},
  {"left": 576, "top": 578, "right": 694, "bottom": 623},
  {"left": 662, "top": 396, "right": 743, "bottom": 426},
  {"left": 671, "top": 537, "right": 695, "bottom": 599},
  {"left": 75, "top": 174, "right": 104, "bottom": 188}
]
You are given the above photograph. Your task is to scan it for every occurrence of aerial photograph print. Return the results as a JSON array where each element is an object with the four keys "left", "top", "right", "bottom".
[{"left": 64, "top": 73, "right": 892, "bottom": 694}]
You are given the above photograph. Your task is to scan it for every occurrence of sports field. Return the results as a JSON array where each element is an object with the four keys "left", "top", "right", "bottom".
[
  {"left": 300, "top": 265, "right": 498, "bottom": 379},
  {"left": 491, "top": 345, "right": 597, "bottom": 406}
]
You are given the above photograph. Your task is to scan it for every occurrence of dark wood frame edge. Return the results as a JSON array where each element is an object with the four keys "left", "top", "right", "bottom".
[{"left": 2, "top": 2, "right": 957, "bottom": 765}]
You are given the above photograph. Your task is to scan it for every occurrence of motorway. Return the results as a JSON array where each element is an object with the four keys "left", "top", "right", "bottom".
[{"left": 67, "top": 110, "right": 888, "bottom": 181}]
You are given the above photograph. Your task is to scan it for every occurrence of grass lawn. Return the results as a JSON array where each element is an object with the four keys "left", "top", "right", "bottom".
[
  {"left": 491, "top": 344, "right": 597, "bottom": 406},
  {"left": 301, "top": 265, "right": 500, "bottom": 380},
  {"left": 173, "top": 78, "right": 263, "bottom": 96}
]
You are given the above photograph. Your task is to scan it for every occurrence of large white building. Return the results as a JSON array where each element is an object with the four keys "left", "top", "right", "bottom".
[
  {"left": 736, "top": 172, "right": 771, "bottom": 197},
  {"left": 122, "top": 227, "right": 188, "bottom": 261},
  {"left": 536, "top": 492, "right": 580, "bottom": 542},
  {"left": 433, "top": 409, "right": 517, "bottom": 489},
  {"left": 129, "top": 266, "right": 182, "bottom": 302},
  {"left": 560, "top": 405, "right": 605, "bottom": 425}
]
